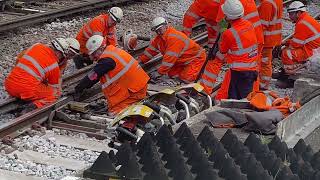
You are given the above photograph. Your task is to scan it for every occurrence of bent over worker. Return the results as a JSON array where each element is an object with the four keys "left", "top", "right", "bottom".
[
  {"left": 258, "top": 0, "right": 283, "bottom": 89},
  {"left": 200, "top": 0, "right": 259, "bottom": 99},
  {"left": 74, "top": 35, "right": 150, "bottom": 115},
  {"left": 138, "top": 17, "right": 206, "bottom": 83},
  {"left": 5, "top": 38, "right": 79, "bottom": 108},
  {"left": 74, "top": 7, "right": 123, "bottom": 69},
  {"left": 182, "top": 0, "right": 222, "bottom": 48},
  {"left": 281, "top": 1, "right": 320, "bottom": 74}
]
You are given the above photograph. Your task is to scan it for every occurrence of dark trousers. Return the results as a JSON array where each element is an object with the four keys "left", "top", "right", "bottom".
[{"left": 228, "top": 70, "right": 258, "bottom": 100}]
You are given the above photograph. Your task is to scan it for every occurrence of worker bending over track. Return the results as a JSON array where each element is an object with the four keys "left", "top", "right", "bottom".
[
  {"left": 74, "top": 7, "right": 123, "bottom": 69},
  {"left": 5, "top": 38, "right": 79, "bottom": 108},
  {"left": 200, "top": 0, "right": 259, "bottom": 100},
  {"left": 74, "top": 35, "right": 150, "bottom": 115},
  {"left": 138, "top": 17, "right": 206, "bottom": 83}
]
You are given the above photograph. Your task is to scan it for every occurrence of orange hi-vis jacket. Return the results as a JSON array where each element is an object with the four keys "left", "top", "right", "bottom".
[
  {"left": 217, "top": 0, "right": 264, "bottom": 46},
  {"left": 282, "top": 12, "right": 320, "bottom": 65},
  {"left": 5, "top": 43, "right": 61, "bottom": 107},
  {"left": 258, "top": 0, "right": 283, "bottom": 47},
  {"left": 99, "top": 45, "right": 150, "bottom": 111},
  {"left": 76, "top": 14, "right": 117, "bottom": 54},
  {"left": 139, "top": 26, "right": 205, "bottom": 76},
  {"left": 200, "top": 18, "right": 259, "bottom": 93}
]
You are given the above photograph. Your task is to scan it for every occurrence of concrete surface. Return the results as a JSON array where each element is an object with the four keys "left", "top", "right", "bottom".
[
  {"left": 0, "top": 169, "right": 45, "bottom": 180},
  {"left": 291, "top": 77, "right": 320, "bottom": 102}
]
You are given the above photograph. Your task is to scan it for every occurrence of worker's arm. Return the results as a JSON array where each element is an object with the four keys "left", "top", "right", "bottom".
[
  {"left": 75, "top": 58, "right": 116, "bottom": 93},
  {"left": 106, "top": 26, "right": 117, "bottom": 46},
  {"left": 138, "top": 37, "right": 160, "bottom": 63},
  {"left": 157, "top": 37, "right": 185, "bottom": 75},
  {"left": 290, "top": 22, "right": 308, "bottom": 48},
  {"left": 47, "top": 63, "right": 62, "bottom": 98},
  {"left": 258, "top": 2, "right": 274, "bottom": 32}
]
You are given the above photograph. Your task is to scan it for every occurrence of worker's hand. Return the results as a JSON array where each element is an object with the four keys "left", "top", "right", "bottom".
[
  {"left": 272, "top": 45, "right": 282, "bottom": 59},
  {"left": 149, "top": 71, "right": 162, "bottom": 80}
]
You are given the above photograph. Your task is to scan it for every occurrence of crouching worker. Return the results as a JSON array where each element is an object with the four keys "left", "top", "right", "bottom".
[
  {"left": 74, "top": 35, "right": 150, "bottom": 115},
  {"left": 281, "top": 1, "right": 320, "bottom": 75},
  {"left": 5, "top": 38, "right": 79, "bottom": 109},
  {"left": 138, "top": 17, "right": 206, "bottom": 83}
]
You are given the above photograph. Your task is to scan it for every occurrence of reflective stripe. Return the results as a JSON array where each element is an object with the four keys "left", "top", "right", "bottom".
[
  {"left": 185, "top": 11, "right": 200, "bottom": 19},
  {"left": 216, "top": 51, "right": 225, "bottom": 60},
  {"left": 16, "top": 63, "right": 42, "bottom": 81},
  {"left": 253, "top": 21, "right": 262, "bottom": 28},
  {"left": 200, "top": 78, "right": 215, "bottom": 88},
  {"left": 83, "top": 29, "right": 91, "bottom": 39},
  {"left": 264, "top": 29, "right": 282, "bottom": 36},
  {"left": 208, "top": 38, "right": 217, "bottom": 43},
  {"left": 206, "top": 23, "right": 219, "bottom": 31},
  {"left": 292, "top": 20, "right": 320, "bottom": 45},
  {"left": 148, "top": 45, "right": 158, "bottom": 52},
  {"left": 229, "top": 28, "right": 258, "bottom": 55},
  {"left": 286, "top": 49, "right": 293, "bottom": 60},
  {"left": 102, "top": 58, "right": 136, "bottom": 89},
  {"left": 143, "top": 50, "right": 153, "bottom": 59},
  {"left": 261, "top": 19, "right": 282, "bottom": 26},
  {"left": 93, "top": 31, "right": 103, "bottom": 36},
  {"left": 162, "top": 61, "right": 174, "bottom": 67},
  {"left": 203, "top": 70, "right": 217, "bottom": 79},
  {"left": 262, "top": 57, "right": 268, "bottom": 63},
  {"left": 184, "top": 48, "right": 204, "bottom": 65},
  {"left": 165, "top": 51, "right": 179, "bottom": 57},
  {"left": 44, "top": 62, "right": 59, "bottom": 72},
  {"left": 243, "top": 12, "right": 259, "bottom": 20},
  {"left": 261, "top": 75, "right": 271, "bottom": 81},
  {"left": 103, "top": 50, "right": 128, "bottom": 65},
  {"left": 23, "top": 55, "right": 45, "bottom": 77},
  {"left": 230, "top": 61, "right": 257, "bottom": 68},
  {"left": 168, "top": 33, "right": 190, "bottom": 56},
  {"left": 260, "top": 82, "right": 268, "bottom": 89}
]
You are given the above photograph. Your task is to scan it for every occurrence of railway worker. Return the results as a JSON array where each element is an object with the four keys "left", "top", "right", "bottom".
[
  {"left": 73, "top": 7, "right": 123, "bottom": 69},
  {"left": 281, "top": 1, "right": 320, "bottom": 74},
  {"left": 257, "top": 0, "right": 283, "bottom": 90},
  {"left": 200, "top": 0, "right": 264, "bottom": 94},
  {"left": 73, "top": 35, "right": 150, "bottom": 115},
  {"left": 200, "top": 0, "right": 259, "bottom": 100},
  {"left": 4, "top": 38, "right": 79, "bottom": 108},
  {"left": 137, "top": 17, "right": 206, "bottom": 83},
  {"left": 182, "top": 0, "right": 222, "bottom": 48}
]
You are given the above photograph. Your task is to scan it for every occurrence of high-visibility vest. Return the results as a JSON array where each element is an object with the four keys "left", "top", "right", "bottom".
[
  {"left": 9, "top": 43, "right": 60, "bottom": 88},
  {"left": 240, "top": 0, "right": 264, "bottom": 45},
  {"left": 258, "top": 0, "right": 283, "bottom": 47},
  {"left": 139, "top": 26, "right": 205, "bottom": 74},
  {"left": 221, "top": 19, "right": 259, "bottom": 71},
  {"left": 99, "top": 45, "right": 150, "bottom": 106},
  {"left": 290, "top": 12, "right": 320, "bottom": 58},
  {"left": 76, "top": 14, "right": 116, "bottom": 54}
]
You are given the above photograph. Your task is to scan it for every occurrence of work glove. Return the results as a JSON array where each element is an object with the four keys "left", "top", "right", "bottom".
[
  {"left": 272, "top": 45, "right": 282, "bottom": 59},
  {"left": 150, "top": 71, "right": 162, "bottom": 80}
]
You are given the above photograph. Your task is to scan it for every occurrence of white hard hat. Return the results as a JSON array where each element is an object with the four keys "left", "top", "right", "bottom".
[
  {"left": 86, "top": 35, "right": 105, "bottom": 55},
  {"left": 51, "top": 38, "right": 69, "bottom": 57},
  {"left": 221, "top": 0, "right": 244, "bottom": 20},
  {"left": 287, "top": 1, "right": 306, "bottom": 13},
  {"left": 151, "top": 17, "right": 168, "bottom": 31},
  {"left": 66, "top": 38, "right": 80, "bottom": 54},
  {"left": 109, "top": 7, "right": 123, "bottom": 23}
]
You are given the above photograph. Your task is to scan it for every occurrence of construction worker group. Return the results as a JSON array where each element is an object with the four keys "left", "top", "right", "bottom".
[{"left": 4, "top": 0, "right": 320, "bottom": 114}]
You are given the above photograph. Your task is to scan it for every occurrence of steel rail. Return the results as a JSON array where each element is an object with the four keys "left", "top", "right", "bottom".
[
  {"left": 0, "top": 0, "right": 132, "bottom": 33},
  {"left": 0, "top": 29, "right": 208, "bottom": 141}
]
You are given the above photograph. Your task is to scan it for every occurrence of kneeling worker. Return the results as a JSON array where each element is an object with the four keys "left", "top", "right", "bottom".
[
  {"left": 5, "top": 38, "right": 79, "bottom": 108},
  {"left": 138, "top": 17, "right": 206, "bottom": 83},
  {"left": 74, "top": 35, "right": 150, "bottom": 115}
]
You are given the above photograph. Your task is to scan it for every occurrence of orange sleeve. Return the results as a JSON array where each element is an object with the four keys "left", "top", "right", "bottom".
[
  {"left": 219, "top": 30, "right": 232, "bottom": 54},
  {"left": 290, "top": 22, "right": 308, "bottom": 48},
  {"left": 139, "top": 38, "right": 160, "bottom": 63},
  {"left": 106, "top": 26, "right": 117, "bottom": 46},
  {"left": 258, "top": 2, "right": 274, "bottom": 31}
]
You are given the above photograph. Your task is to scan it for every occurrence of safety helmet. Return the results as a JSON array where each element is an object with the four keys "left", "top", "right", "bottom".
[
  {"left": 287, "top": 1, "right": 306, "bottom": 13},
  {"left": 108, "top": 7, "right": 123, "bottom": 23},
  {"left": 51, "top": 38, "right": 69, "bottom": 57},
  {"left": 86, "top": 35, "right": 105, "bottom": 55},
  {"left": 221, "top": 0, "right": 244, "bottom": 20},
  {"left": 66, "top": 38, "right": 80, "bottom": 54},
  {"left": 123, "top": 29, "right": 138, "bottom": 50},
  {"left": 151, "top": 17, "right": 168, "bottom": 31}
]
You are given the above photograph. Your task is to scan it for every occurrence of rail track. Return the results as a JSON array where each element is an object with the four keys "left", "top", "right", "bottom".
[{"left": 0, "top": 0, "right": 135, "bottom": 33}]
